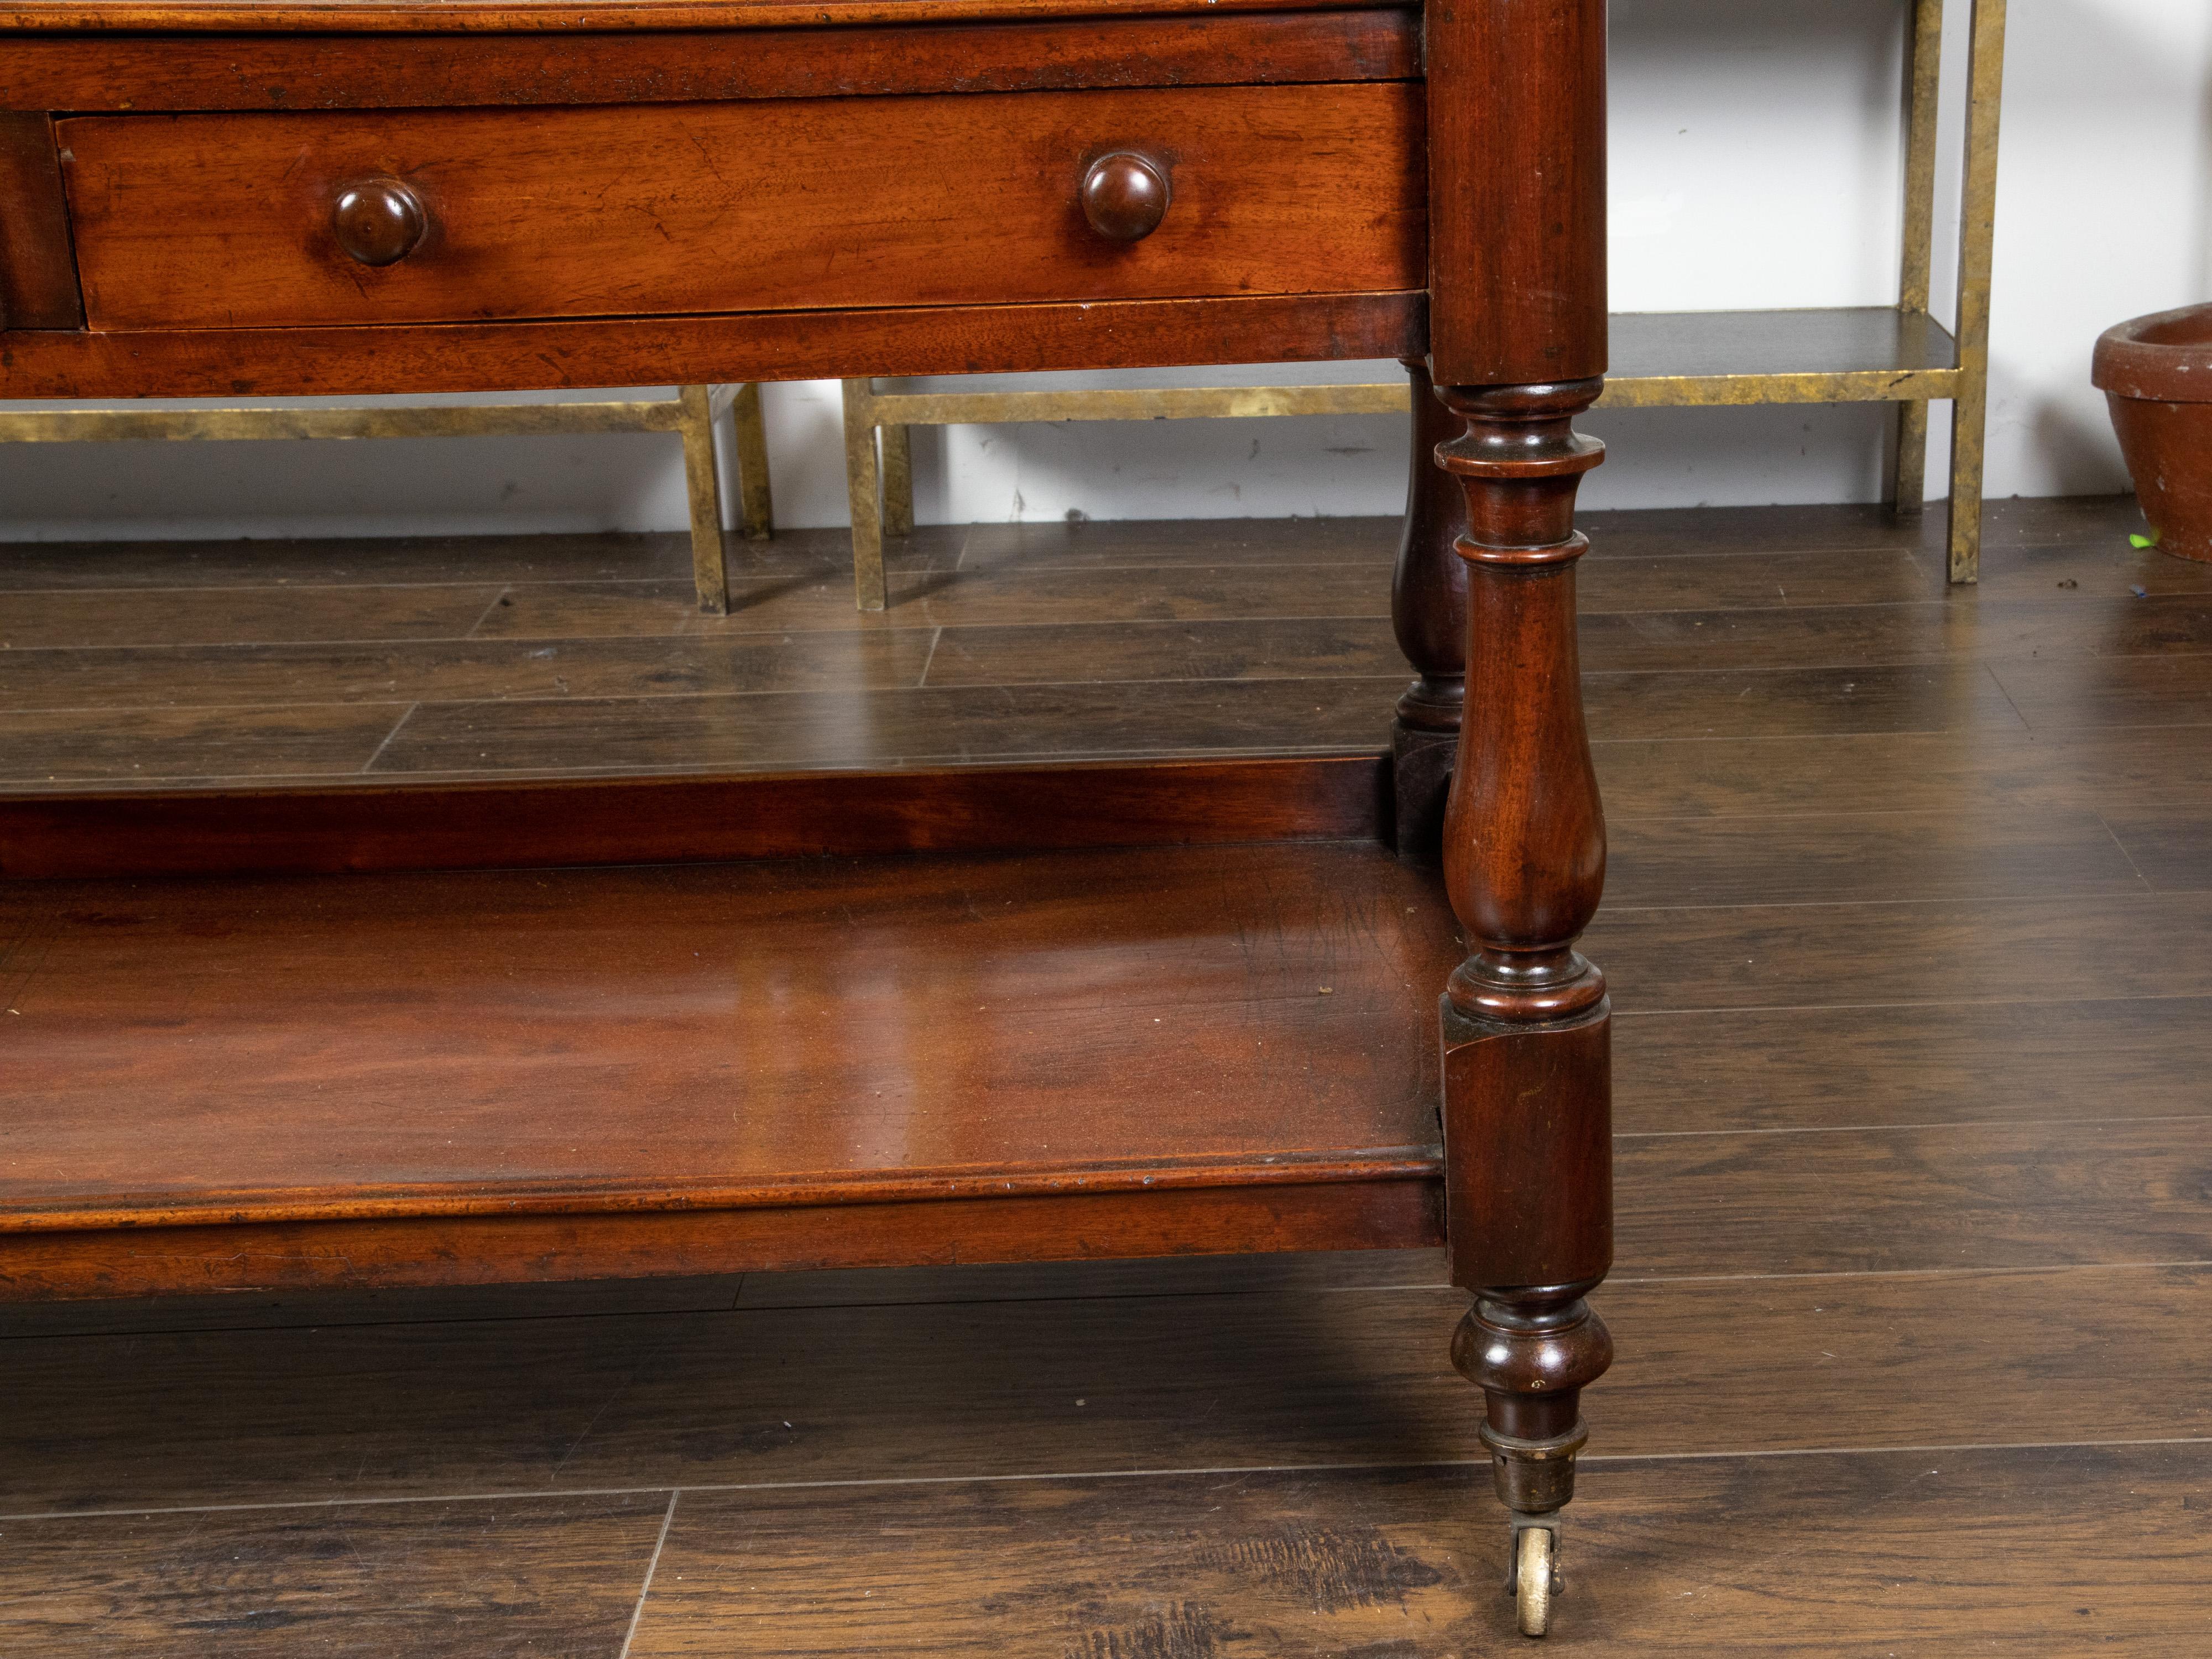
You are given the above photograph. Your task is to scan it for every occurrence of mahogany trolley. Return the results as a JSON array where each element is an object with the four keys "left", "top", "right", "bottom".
[{"left": 1, "top": 0, "right": 1615, "bottom": 1635}]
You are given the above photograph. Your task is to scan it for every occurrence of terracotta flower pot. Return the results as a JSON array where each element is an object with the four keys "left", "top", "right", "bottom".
[{"left": 2094, "top": 301, "right": 2212, "bottom": 563}]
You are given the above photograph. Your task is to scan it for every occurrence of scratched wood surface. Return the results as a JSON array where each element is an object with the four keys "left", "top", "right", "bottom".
[{"left": 2, "top": 495, "right": 2208, "bottom": 1651}]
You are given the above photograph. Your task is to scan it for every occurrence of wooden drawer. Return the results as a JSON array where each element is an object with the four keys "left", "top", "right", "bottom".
[{"left": 58, "top": 84, "right": 1423, "bottom": 331}]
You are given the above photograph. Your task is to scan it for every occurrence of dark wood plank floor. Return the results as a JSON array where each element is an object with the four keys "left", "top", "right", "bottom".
[
  {"left": 6, "top": 492, "right": 2204, "bottom": 793},
  {"left": 3, "top": 495, "right": 2209, "bottom": 1652}
]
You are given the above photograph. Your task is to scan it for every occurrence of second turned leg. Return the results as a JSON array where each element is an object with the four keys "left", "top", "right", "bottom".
[{"left": 1390, "top": 358, "right": 1471, "bottom": 860}]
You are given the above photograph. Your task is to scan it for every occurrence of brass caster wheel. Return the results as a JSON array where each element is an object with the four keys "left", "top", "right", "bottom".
[{"left": 1510, "top": 1522, "right": 1559, "bottom": 1639}]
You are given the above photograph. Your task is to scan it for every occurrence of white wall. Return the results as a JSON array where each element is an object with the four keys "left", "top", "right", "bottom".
[{"left": 2, "top": 0, "right": 2206, "bottom": 540}]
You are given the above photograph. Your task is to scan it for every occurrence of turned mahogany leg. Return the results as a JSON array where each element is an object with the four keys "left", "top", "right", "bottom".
[
  {"left": 1433, "top": 380, "right": 1613, "bottom": 1636},
  {"left": 1390, "top": 358, "right": 1470, "bottom": 860}
]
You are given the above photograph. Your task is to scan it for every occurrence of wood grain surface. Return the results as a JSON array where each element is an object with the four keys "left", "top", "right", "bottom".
[
  {"left": 0, "top": 840, "right": 1454, "bottom": 1240},
  {"left": 1425, "top": 0, "right": 1606, "bottom": 385},
  {"left": 2, "top": 1493, "right": 674, "bottom": 1657},
  {"left": 627, "top": 1446, "right": 2212, "bottom": 1655},
  {"left": 62, "top": 85, "right": 1423, "bottom": 330},
  {"left": 0, "top": 113, "right": 84, "bottom": 330},
  {"left": 1614, "top": 996, "right": 2212, "bottom": 1133}
]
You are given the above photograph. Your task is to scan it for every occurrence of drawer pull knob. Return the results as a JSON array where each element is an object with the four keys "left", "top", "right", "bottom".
[
  {"left": 1080, "top": 153, "right": 1170, "bottom": 243},
  {"left": 332, "top": 178, "right": 428, "bottom": 267}
]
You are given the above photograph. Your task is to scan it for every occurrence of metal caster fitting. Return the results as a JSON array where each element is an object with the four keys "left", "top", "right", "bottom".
[{"left": 1504, "top": 1516, "right": 1562, "bottom": 1639}]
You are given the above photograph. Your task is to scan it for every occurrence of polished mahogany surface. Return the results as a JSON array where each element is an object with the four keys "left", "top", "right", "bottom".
[
  {"left": 0, "top": 292, "right": 1423, "bottom": 400},
  {"left": 2, "top": 835, "right": 1455, "bottom": 1235},
  {"left": 0, "top": 113, "right": 79, "bottom": 328},
  {"left": 63, "top": 86, "right": 1423, "bottom": 331},
  {"left": 0, "top": 757, "right": 1393, "bottom": 880}
]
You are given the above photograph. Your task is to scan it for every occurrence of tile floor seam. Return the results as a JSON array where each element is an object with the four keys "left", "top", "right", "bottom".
[
  {"left": 463, "top": 584, "right": 517, "bottom": 640},
  {"left": 2094, "top": 808, "right": 2157, "bottom": 889},
  {"left": 618, "top": 1491, "right": 680, "bottom": 1659},
  {"left": 357, "top": 703, "right": 420, "bottom": 774},
  {"left": 6, "top": 1438, "right": 2208, "bottom": 1527}
]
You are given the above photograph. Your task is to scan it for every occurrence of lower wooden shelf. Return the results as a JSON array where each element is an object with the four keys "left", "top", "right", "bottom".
[{"left": 0, "top": 762, "right": 1452, "bottom": 1301}]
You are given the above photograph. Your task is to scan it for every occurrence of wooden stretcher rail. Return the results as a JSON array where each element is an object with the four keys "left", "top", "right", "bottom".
[
  {"left": 0, "top": 1182, "right": 1446, "bottom": 1301},
  {"left": 0, "top": 755, "right": 1391, "bottom": 878},
  {"left": 3, "top": 1148, "right": 1446, "bottom": 1235}
]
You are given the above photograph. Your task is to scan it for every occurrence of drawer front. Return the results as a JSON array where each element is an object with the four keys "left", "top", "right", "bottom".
[{"left": 59, "top": 85, "right": 1423, "bottom": 331}]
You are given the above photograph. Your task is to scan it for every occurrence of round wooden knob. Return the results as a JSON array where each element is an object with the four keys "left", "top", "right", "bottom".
[
  {"left": 332, "top": 178, "right": 428, "bottom": 267},
  {"left": 1079, "top": 153, "right": 1170, "bottom": 243}
]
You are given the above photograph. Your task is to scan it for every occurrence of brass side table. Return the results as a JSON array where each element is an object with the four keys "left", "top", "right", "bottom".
[
  {"left": 0, "top": 382, "right": 775, "bottom": 613},
  {"left": 841, "top": 0, "right": 2005, "bottom": 606}
]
